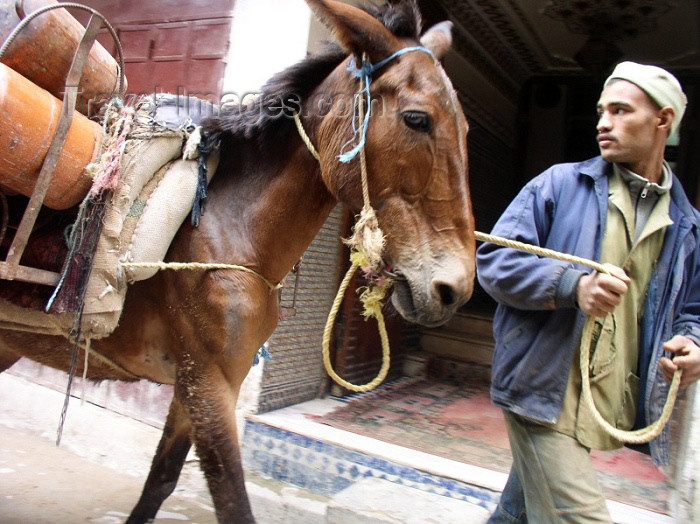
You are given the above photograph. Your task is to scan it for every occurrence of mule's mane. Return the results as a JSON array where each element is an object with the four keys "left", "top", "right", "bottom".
[
  {"left": 201, "top": 1, "right": 422, "bottom": 155},
  {"left": 371, "top": 0, "right": 422, "bottom": 39}
]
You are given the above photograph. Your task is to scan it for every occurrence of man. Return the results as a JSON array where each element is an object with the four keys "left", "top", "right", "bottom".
[{"left": 477, "top": 61, "right": 700, "bottom": 522}]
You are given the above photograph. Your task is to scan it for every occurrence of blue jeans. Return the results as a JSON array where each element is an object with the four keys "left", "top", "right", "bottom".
[
  {"left": 488, "top": 465, "right": 527, "bottom": 523},
  {"left": 488, "top": 411, "right": 612, "bottom": 524}
]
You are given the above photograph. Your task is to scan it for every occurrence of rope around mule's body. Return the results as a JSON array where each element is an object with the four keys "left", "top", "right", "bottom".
[{"left": 120, "top": 261, "right": 281, "bottom": 292}]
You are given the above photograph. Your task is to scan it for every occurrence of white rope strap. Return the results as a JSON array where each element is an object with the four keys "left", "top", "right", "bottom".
[
  {"left": 121, "top": 261, "right": 281, "bottom": 292},
  {"left": 474, "top": 232, "right": 609, "bottom": 273},
  {"left": 580, "top": 316, "right": 682, "bottom": 443}
]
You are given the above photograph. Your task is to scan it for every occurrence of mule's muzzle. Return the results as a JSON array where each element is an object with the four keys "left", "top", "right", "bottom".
[
  {"left": 431, "top": 275, "right": 473, "bottom": 309},
  {"left": 389, "top": 262, "right": 474, "bottom": 328}
]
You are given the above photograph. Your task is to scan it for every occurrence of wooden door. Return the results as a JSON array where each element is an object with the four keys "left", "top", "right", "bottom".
[{"left": 70, "top": 0, "right": 234, "bottom": 102}]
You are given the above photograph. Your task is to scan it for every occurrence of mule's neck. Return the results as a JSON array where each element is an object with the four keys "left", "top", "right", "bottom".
[
  {"left": 206, "top": 134, "right": 337, "bottom": 287},
  {"left": 257, "top": 145, "right": 337, "bottom": 283}
]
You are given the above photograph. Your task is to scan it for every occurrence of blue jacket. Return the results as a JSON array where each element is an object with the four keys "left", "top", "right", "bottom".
[{"left": 476, "top": 156, "right": 700, "bottom": 465}]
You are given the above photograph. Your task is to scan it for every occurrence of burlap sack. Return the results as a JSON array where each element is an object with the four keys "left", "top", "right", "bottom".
[
  {"left": 121, "top": 149, "right": 219, "bottom": 282},
  {"left": 0, "top": 134, "right": 184, "bottom": 339},
  {"left": 0, "top": 93, "right": 218, "bottom": 340},
  {"left": 77, "top": 135, "right": 184, "bottom": 338}
]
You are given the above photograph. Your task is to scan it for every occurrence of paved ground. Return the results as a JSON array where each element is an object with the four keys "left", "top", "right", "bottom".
[
  {"left": 0, "top": 372, "right": 216, "bottom": 523},
  {"left": 0, "top": 370, "right": 494, "bottom": 524},
  {"left": 0, "top": 372, "right": 329, "bottom": 524},
  {"left": 1, "top": 425, "right": 217, "bottom": 524},
  {"left": 1, "top": 370, "right": 670, "bottom": 524}
]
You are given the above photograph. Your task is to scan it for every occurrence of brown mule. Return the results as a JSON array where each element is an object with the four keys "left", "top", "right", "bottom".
[{"left": 0, "top": 1, "right": 475, "bottom": 521}]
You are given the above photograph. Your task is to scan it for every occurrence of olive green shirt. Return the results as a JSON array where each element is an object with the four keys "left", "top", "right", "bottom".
[{"left": 551, "top": 165, "right": 672, "bottom": 450}]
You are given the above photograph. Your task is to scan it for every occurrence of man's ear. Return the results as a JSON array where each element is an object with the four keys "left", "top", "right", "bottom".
[{"left": 658, "top": 107, "right": 675, "bottom": 133}]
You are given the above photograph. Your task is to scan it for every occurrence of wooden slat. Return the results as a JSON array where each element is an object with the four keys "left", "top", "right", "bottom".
[
  {"left": 0, "top": 261, "right": 60, "bottom": 286},
  {"left": 420, "top": 312, "right": 495, "bottom": 366}
]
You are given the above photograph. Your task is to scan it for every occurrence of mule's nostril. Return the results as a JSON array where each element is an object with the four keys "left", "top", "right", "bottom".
[{"left": 436, "top": 283, "right": 457, "bottom": 307}]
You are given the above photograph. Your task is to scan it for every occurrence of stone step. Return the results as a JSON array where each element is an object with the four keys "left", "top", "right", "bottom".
[
  {"left": 244, "top": 400, "right": 674, "bottom": 524},
  {"left": 327, "top": 477, "right": 490, "bottom": 523}
]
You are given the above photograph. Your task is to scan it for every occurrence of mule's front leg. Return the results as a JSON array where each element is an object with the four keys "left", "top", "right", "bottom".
[
  {"left": 181, "top": 359, "right": 256, "bottom": 523},
  {"left": 163, "top": 263, "right": 280, "bottom": 522},
  {"left": 127, "top": 395, "right": 193, "bottom": 523}
]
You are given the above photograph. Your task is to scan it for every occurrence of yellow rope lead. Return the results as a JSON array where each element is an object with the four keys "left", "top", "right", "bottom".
[
  {"left": 293, "top": 113, "right": 320, "bottom": 161},
  {"left": 322, "top": 261, "right": 392, "bottom": 392},
  {"left": 580, "top": 316, "right": 682, "bottom": 444},
  {"left": 318, "top": 55, "right": 394, "bottom": 393},
  {"left": 474, "top": 231, "right": 682, "bottom": 444}
]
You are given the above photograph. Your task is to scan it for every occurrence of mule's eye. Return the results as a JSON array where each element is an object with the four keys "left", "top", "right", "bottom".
[{"left": 402, "top": 110, "right": 432, "bottom": 133}]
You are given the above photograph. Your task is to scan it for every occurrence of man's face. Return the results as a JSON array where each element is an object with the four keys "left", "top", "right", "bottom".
[{"left": 596, "top": 80, "right": 664, "bottom": 169}]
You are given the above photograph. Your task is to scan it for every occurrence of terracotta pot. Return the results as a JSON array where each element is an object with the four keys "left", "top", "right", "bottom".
[
  {"left": 0, "top": 62, "right": 102, "bottom": 209},
  {"left": 0, "top": 0, "right": 126, "bottom": 116}
]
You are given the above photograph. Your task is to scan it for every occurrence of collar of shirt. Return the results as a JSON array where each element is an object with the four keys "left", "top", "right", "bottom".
[{"left": 614, "top": 161, "right": 673, "bottom": 198}]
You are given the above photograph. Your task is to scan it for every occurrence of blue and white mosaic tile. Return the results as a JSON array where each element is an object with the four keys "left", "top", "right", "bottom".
[{"left": 243, "top": 420, "right": 499, "bottom": 512}]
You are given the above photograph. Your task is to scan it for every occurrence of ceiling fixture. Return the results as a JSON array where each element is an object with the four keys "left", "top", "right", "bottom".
[{"left": 543, "top": 0, "right": 675, "bottom": 74}]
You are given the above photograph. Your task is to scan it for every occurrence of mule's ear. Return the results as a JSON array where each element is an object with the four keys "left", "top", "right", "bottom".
[
  {"left": 420, "top": 21, "right": 453, "bottom": 60},
  {"left": 306, "top": 0, "right": 399, "bottom": 62}
]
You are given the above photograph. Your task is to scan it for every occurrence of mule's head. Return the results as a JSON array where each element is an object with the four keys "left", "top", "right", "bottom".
[{"left": 306, "top": 0, "right": 475, "bottom": 327}]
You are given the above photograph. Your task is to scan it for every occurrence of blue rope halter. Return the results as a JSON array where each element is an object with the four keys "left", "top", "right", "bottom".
[{"left": 338, "top": 46, "right": 434, "bottom": 164}]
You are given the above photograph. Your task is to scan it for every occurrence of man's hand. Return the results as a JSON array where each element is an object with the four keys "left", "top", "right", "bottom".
[
  {"left": 577, "top": 263, "right": 630, "bottom": 317},
  {"left": 659, "top": 336, "right": 700, "bottom": 388}
]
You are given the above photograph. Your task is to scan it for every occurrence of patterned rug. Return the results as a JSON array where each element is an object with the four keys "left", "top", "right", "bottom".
[{"left": 314, "top": 363, "right": 669, "bottom": 514}]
